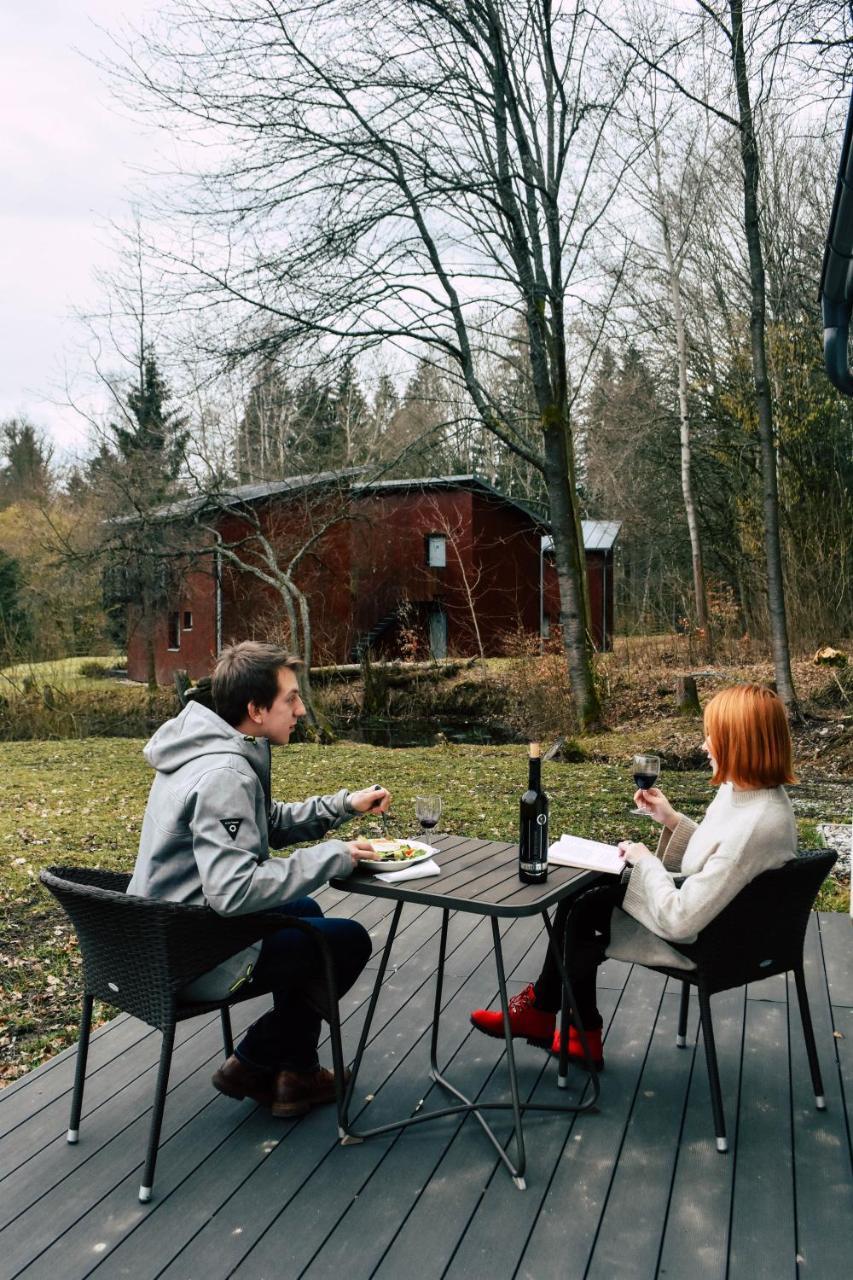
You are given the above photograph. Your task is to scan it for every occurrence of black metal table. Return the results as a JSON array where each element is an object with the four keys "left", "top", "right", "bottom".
[{"left": 330, "top": 832, "right": 608, "bottom": 1189}]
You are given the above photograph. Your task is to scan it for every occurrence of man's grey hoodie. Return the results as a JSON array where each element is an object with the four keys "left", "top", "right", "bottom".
[{"left": 127, "top": 701, "right": 356, "bottom": 997}]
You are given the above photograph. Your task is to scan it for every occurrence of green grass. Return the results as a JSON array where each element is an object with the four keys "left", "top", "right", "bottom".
[
  {"left": 0, "top": 655, "right": 126, "bottom": 692},
  {"left": 0, "top": 738, "right": 847, "bottom": 1087}
]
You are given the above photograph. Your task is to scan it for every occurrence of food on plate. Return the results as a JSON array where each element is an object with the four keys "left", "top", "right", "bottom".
[{"left": 365, "top": 839, "right": 423, "bottom": 863}]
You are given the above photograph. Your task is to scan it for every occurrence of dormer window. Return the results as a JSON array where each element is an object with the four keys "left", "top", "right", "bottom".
[{"left": 426, "top": 535, "right": 446, "bottom": 568}]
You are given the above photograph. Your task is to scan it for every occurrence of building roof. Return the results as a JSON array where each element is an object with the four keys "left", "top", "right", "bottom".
[
  {"left": 541, "top": 520, "right": 621, "bottom": 553},
  {"left": 141, "top": 471, "right": 617, "bottom": 549},
  {"left": 353, "top": 473, "right": 548, "bottom": 528},
  {"left": 136, "top": 468, "right": 369, "bottom": 523}
]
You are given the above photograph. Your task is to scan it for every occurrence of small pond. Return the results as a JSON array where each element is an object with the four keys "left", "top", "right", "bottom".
[{"left": 331, "top": 717, "right": 523, "bottom": 748}]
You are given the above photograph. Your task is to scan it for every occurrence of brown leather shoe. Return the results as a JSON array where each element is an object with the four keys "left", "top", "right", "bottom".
[
  {"left": 212, "top": 1055, "right": 275, "bottom": 1107},
  {"left": 271, "top": 1065, "right": 351, "bottom": 1118}
]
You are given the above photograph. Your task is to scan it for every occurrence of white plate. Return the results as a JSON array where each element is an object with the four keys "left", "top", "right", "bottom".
[{"left": 359, "top": 839, "right": 437, "bottom": 869}]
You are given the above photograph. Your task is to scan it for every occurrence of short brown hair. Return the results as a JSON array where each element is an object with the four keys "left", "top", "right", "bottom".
[
  {"left": 212, "top": 641, "right": 302, "bottom": 727},
  {"left": 703, "top": 683, "right": 795, "bottom": 789}
]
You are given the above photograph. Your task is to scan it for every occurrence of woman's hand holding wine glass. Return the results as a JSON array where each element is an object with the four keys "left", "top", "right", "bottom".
[
  {"left": 630, "top": 788, "right": 677, "bottom": 827},
  {"left": 631, "top": 754, "right": 660, "bottom": 816}
]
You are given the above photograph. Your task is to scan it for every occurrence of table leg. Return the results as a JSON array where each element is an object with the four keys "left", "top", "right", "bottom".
[
  {"left": 492, "top": 916, "right": 527, "bottom": 1189},
  {"left": 337, "top": 898, "right": 598, "bottom": 1184},
  {"left": 428, "top": 908, "right": 449, "bottom": 1077},
  {"left": 557, "top": 916, "right": 571, "bottom": 1087},
  {"left": 426, "top": 910, "right": 528, "bottom": 1188},
  {"left": 541, "top": 909, "right": 602, "bottom": 1107},
  {"left": 338, "top": 899, "right": 404, "bottom": 1143}
]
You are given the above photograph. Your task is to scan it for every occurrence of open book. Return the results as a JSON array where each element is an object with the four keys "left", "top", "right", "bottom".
[{"left": 547, "top": 834, "right": 624, "bottom": 875}]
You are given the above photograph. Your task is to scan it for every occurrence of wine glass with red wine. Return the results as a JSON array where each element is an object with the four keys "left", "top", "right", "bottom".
[
  {"left": 631, "top": 755, "right": 661, "bottom": 816},
  {"left": 415, "top": 795, "right": 442, "bottom": 837}
]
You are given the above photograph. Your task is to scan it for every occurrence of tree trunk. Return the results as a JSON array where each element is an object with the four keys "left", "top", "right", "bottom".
[
  {"left": 143, "top": 586, "right": 157, "bottom": 690},
  {"left": 675, "top": 673, "right": 702, "bottom": 716},
  {"left": 541, "top": 421, "right": 601, "bottom": 729},
  {"left": 728, "top": 0, "right": 797, "bottom": 710},
  {"left": 655, "top": 140, "right": 713, "bottom": 660}
]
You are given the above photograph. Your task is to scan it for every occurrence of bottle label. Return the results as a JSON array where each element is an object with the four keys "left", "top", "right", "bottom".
[{"left": 519, "top": 818, "right": 549, "bottom": 871}]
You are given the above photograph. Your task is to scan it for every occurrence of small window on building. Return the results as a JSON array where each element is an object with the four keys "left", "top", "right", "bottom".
[
  {"left": 167, "top": 613, "right": 180, "bottom": 650},
  {"left": 426, "top": 535, "right": 446, "bottom": 568},
  {"left": 183, "top": 610, "right": 193, "bottom": 631}
]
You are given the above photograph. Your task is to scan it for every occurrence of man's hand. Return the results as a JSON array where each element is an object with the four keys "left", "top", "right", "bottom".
[
  {"left": 346, "top": 839, "right": 380, "bottom": 868},
  {"left": 632, "top": 786, "right": 678, "bottom": 829},
  {"left": 617, "top": 840, "right": 653, "bottom": 866},
  {"left": 348, "top": 785, "right": 391, "bottom": 815}
]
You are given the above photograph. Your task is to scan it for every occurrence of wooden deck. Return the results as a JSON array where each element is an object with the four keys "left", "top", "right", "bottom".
[{"left": 1, "top": 889, "right": 851, "bottom": 1280}]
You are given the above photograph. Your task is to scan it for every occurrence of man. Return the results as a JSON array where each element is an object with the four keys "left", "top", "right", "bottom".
[{"left": 128, "top": 640, "right": 389, "bottom": 1117}]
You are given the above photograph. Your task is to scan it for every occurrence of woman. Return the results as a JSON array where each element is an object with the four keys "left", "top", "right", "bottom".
[{"left": 470, "top": 683, "right": 798, "bottom": 1070}]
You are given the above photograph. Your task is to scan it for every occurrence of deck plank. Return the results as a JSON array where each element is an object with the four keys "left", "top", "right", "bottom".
[
  {"left": 427, "top": 988, "right": 622, "bottom": 1280},
  {"left": 304, "top": 920, "right": 608, "bottom": 1280},
  {"left": 154, "top": 914, "right": 543, "bottom": 1280},
  {"left": 818, "top": 911, "right": 853, "bottom": 1009},
  {"left": 787, "top": 937, "right": 853, "bottom": 1279},
  {"left": 0, "top": 909, "right": 850, "bottom": 1280},
  {"left": 582, "top": 990, "right": 697, "bottom": 1280},
  {"left": 655, "top": 987, "right": 743, "bottom": 1280},
  {"left": 727, "top": 998, "right": 797, "bottom": 1280},
  {"left": 510, "top": 966, "right": 669, "bottom": 1280}
]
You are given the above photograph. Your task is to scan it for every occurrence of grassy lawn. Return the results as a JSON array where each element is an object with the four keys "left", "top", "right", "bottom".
[
  {"left": 0, "top": 655, "right": 126, "bottom": 692},
  {"left": 0, "top": 738, "right": 846, "bottom": 1086}
]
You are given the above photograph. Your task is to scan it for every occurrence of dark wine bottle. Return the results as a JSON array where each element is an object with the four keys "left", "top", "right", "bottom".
[{"left": 519, "top": 742, "right": 549, "bottom": 884}]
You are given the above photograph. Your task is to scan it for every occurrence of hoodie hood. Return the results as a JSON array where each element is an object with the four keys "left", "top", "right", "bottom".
[{"left": 144, "top": 700, "right": 270, "bottom": 780}]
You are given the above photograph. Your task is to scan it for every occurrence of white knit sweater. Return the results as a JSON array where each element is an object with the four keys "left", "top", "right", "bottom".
[{"left": 606, "top": 783, "right": 797, "bottom": 971}]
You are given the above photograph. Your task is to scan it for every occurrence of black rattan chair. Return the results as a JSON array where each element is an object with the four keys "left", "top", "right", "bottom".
[
  {"left": 39, "top": 865, "right": 347, "bottom": 1203},
  {"left": 562, "top": 848, "right": 837, "bottom": 1152}
]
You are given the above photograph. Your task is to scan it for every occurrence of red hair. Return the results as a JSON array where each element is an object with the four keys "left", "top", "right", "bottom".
[{"left": 703, "top": 684, "right": 795, "bottom": 788}]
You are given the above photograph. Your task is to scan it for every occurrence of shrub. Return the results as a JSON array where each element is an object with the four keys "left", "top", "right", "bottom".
[
  {"left": 78, "top": 661, "right": 115, "bottom": 680},
  {"left": 497, "top": 626, "right": 579, "bottom": 737},
  {"left": 0, "top": 685, "right": 178, "bottom": 740}
]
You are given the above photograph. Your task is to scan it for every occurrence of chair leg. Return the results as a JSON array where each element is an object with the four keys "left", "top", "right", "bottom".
[
  {"left": 139, "top": 1024, "right": 176, "bottom": 1204},
  {"left": 697, "top": 988, "right": 728, "bottom": 1153},
  {"left": 793, "top": 966, "right": 826, "bottom": 1109},
  {"left": 220, "top": 1007, "right": 234, "bottom": 1059},
  {"left": 67, "top": 993, "right": 94, "bottom": 1144},
  {"left": 676, "top": 981, "right": 690, "bottom": 1048}
]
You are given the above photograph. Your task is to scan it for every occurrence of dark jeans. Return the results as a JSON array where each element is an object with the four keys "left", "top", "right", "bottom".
[
  {"left": 236, "top": 898, "right": 372, "bottom": 1073},
  {"left": 533, "top": 883, "right": 626, "bottom": 1030}
]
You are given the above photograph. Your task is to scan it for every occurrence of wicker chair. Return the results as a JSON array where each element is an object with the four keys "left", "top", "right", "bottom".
[
  {"left": 39, "top": 865, "right": 347, "bottom": 1203},
  {"left": 561, "top": 848, "right": 837, "bottom": 1152}
]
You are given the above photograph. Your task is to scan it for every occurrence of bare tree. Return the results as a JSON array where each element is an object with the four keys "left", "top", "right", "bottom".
[
  {"left": 113, "top": 0, "right": 645, "bottom": 727},
  {"left": 623, "top": 87, "right": 715, "bottom": 657},
  {"left": 600, "top": 0, "right": 799, "bottom": 707},
  {"left": 423, "top": 497, "right": 487, "bottom": 660},
  {"left": 182, "top": 472, "right": 365, "bottom": 731}
]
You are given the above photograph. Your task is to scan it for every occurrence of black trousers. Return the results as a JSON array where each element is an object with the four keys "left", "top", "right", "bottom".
[{"left": 533, "top": 883, "right": 627, "bottom": 1030}]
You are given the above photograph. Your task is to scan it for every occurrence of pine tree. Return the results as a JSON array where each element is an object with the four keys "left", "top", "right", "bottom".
[
  {"left": 92, "top": 350, "right": 189, "bottom": 681},
  {"left": 112, "top": 351, "right": 188, "bottom": 499},
  {"left": 0, "top": 419, "right": 54, "bottom": 506},
  {"left": 0, "top": 548, "right": 30, "bottom": 657},
  {"left": 235, "top": 362, "right": 294, "bottom": 482}
]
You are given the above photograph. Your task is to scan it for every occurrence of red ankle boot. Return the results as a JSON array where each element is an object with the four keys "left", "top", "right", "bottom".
[
  {"left": 470, "top": 984, "right": 556, "bottom": 1047},
  {"left": 550, "top": 1024, "right": 604, "bottom": 1071}
]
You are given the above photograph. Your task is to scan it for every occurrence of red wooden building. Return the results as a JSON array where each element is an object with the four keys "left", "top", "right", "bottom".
[{"left": 126, "top": 474, "right": 619, "bottom": 684}]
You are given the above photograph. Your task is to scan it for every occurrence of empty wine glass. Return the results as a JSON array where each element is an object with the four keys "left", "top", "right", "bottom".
[
  {"left": 415, "top": 795, "right": 442, "bottom": 837},
  {"left": 631, "top": 754, "right": 661, "bottom": 816}
]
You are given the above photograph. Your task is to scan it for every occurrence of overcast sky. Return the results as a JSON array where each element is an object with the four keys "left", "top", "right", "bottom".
[{"left": 1, "top": 1, "right": 164, "bottom": 456}]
